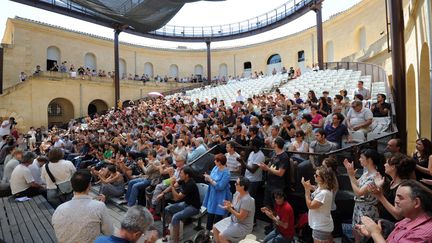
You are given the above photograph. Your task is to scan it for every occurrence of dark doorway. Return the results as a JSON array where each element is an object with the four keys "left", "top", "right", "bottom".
[
  {"left": 47, "top": 59, "right": 57, "bottom": 71},
  {"left": 88, "top": 104, "right": 97, "bottom": 118}
]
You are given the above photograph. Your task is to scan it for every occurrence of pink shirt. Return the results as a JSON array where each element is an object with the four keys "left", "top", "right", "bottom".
[
  {"left": 386, "top": 214, "right": 432, "bottom": 243},
  {"left": 311, "top": 113, "right": 323, "bottom": 126}
]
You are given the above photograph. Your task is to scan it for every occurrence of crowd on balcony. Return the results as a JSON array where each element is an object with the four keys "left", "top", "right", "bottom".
[{"left": 0, "top": 78, "right": 432, "bottom": 243}]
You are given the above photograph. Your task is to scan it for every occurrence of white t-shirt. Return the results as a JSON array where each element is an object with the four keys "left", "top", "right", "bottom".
[
  {"left": 225, "top": 152, "right": 241, "bottom": 181},
  {"left": 308, "top": 187, "right": 334, "bottom": 232},
  {"left": 10, "top": 164, "right": 34, "bottom": 194},
  {"left": 29, "top": 159, "right": 44, "bottom": 185},
  {"left": 245, "top": 151, "right": 264, "bottom": 182},
  {"left": 41, "top": 160, "right": 76, "bottom": 190},
  {"left": 347, "top": 108, "right": 373, "bottom": 128},
  {"left": 0, "top": 120, "right": 11, "bottom": 137},
  {"left": 2, "top": 158, "right": 20, "bottom": 183}
]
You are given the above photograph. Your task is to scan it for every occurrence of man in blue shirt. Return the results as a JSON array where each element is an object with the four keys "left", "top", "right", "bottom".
[{"left": 324, "top": 113, "right": 351, "bottom": 148}]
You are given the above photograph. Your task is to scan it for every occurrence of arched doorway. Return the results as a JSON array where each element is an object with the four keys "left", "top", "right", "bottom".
[
  {"left": 170, "top": 64, "right": 179, "bottom": 78},
  {"left": 47, "top": 46, "right": 61, "bottom": 71},
  {"left": 88, "top": 99, "right": 108, "bottom": 117},
  {"left": 266, "top": 54, "right": 282, "bottom": 75},
  {"left": 419, "top": 43, "right": 431, "bottom": 138},
  {"left": 144, "top": 62, "right": 154, "bottom": 78},
  {"left": 47, "top": 98, "right": 74, "bottom": 128},
  {"left": 219, "top": 63, "right": 228, "bottom": 80},
  {"left": 84, "top": 52, "right": 97, "bottom": 71},
  {"left": 243, "top": 61, "right": 252, "bottom": 77},
  {"left": 194, "top": 64, "right": 203, "bottom": 80},
  {"left": 119, "top": 58, "right": 127, "bottom": 79}
]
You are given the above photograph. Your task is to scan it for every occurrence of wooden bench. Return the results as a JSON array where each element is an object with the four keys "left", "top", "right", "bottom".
[{"left": 0, "top": 195, "right": 57, "bottom": 243}]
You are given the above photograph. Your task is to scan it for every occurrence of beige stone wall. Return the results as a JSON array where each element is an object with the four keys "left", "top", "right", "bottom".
[
  {"left": 1, "top": 0, "right": 388, "bottom": 89},
  {"left": 0, "top": 76, "right": 192, "bottom": 130}
]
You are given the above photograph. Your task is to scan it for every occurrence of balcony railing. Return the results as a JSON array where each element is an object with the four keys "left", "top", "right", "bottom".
[{"left": 324, "top": 61, "right": 397, "bottom": 132}]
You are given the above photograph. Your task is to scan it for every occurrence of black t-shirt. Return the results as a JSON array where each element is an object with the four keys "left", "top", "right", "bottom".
[
  {"left": 267, "top": 151, "right": 290, "bottom": 188},
  {"left": 180, "top": 179, "right": 201, "bottom": 209},
  {"left": 372, "top": 102, "right": 391, "bottom": 117}
]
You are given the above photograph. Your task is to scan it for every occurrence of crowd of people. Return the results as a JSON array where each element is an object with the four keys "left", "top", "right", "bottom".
[{"left": 1, "top": 75, "right": 432, "bottom": 243}]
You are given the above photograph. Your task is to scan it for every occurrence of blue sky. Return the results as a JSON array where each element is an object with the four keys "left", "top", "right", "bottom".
[{"left": 0, "top": 0, "right": 361, "bottom": 49}]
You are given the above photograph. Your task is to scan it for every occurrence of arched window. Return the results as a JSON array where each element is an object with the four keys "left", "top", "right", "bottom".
[
  {"left": 267, "top": 54, "right": 281, "bottom": 65},
  {"left": 46, "top": 46, "right": 61, "bottom": 71},
  {"left": 169, "top": 64, "right": 179, "bottom": 77},
  {"left": 144, "top": 62, "right": 154, "bottom": 77},
  {"left": 326, "top": 41, "right": 334, "bottom": 62},
  {"left": 358, "top": 27, "right": 367, "bottom": 50},
  {"left": 194, "top": 65, "right": 203, "bottom": 75},
  {"left": 48, "top": 102, "right": 62, "bottom": 116},
  {"left": 219, "top": 63, "right": 228, "bottom": 78},
  {"left": 47, "top": 98, "right": 74, "bottom": 127},
  {"left": 84, "top": 52, "right": 97, "bottom": 70}
]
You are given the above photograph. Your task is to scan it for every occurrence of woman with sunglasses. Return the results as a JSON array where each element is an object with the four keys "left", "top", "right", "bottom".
[{"left": 301, "top": 166, "right": 337, "bottom": 243}]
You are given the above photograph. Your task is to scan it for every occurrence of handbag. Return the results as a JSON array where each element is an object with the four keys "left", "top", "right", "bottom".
[{"left": 45, "top": 163, "right": 73, "bottom": 195}]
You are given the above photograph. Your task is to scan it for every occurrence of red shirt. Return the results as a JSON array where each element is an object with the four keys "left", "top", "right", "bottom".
[
  {"left": 386, "top": 214, "right": 432, "bottom": 243},
  {"left": 275, "top": 201, "right": 295, "bottom": 239}
]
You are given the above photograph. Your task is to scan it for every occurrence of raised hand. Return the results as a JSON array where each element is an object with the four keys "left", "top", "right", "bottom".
[
  {"left": 343, "top": 159, "right": 357, "bottom": 177},
  {"left": 301, "top": 177, "right": 313, "bottom": 191},
  {"left": 374, "top": 173, "right": 385, "bottom": 189}
]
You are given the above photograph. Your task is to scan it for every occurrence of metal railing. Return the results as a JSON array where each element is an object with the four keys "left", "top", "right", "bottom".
[
  {"left": 324, "top": 61, "right": 387, "bottom": 83},
  {"left": 17, "top": 0, "right": 318, "bottom": 41},
  {"left": 148, "top": 0, "right": 314, "bottom": 39},
  {"left": 324, "top": 61, "right": 397, "bottom": 130}
]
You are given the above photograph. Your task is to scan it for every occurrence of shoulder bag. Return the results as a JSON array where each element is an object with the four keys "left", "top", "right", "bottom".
[{"left": 45, "top": 162, "right": 73, "bottom": 195}]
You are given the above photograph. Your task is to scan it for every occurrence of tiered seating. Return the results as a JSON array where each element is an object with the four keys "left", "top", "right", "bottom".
[
  {"left": 278, "top": 69, "right": 371, "bottom": 100},
  {"left": 183, "top": 74, "right": 288, "bottom": 104}
]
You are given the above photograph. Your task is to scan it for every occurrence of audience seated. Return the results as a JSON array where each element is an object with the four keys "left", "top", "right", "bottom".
[
  {"left": 0, "top": 67, "right": 410, "bottom": 243},
  {"left": 163, "top": 166, "right": 201, "bottom": 243},
  {"left": 41, "top": 148, "right": 76, "bottom": 208},
  {"left": 95, "top": 205, "right": 156, "bottom": 243},
  {"left": 2, "top": 148, "right": 24, "bottom": 184},
  {"left": 52, "top": 170, "right": 113, "bottom": 242},
  {"left": 10, "top": 151, "right": 46, "bottom": 198}
]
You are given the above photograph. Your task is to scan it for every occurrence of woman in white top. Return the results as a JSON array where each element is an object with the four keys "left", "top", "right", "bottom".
[
  {"left": 289, "top": 130, "right": 309, "bottom": 161},
  {"left": 41, "top": 148, "right": 76, "bottom": 208},
  {"left": 302, "top": 166, "right": 337, "bottom": 243}
]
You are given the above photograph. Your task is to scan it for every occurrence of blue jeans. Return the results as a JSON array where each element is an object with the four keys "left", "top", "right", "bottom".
[
  {"left": 165, "top": 201, "right": 200, "bottom": 226},
  {"left": 126, "top": 178, "right": 151, "bottom": 207},
  {"left": 263, "top": 229, "right": 291, "bottom": 243}
]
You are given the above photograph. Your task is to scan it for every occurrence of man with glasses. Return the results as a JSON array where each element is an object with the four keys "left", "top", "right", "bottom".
[{"left": 289, "top": 104, "right": 303, "bottom": 122}]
